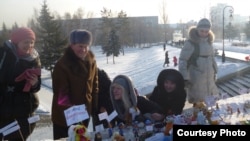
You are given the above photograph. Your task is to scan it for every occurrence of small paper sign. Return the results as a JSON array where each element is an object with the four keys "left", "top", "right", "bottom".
[
  {"left": 107, "top": 110, "right": 118, "bottom": 122},
  {"left": 28, "top": 115, "right": 40, "bottom": 124},
  {"left": 95, "top": 124, "right": 105, "bottom": 132},
  {"left": 64, "top": 104, "right": 89, "bottom": 126},
  {"left": 2, "top": 125, "right": 20, "bottom": 136},
  {"left": 145, "top": 125, "right": 153, "bottom": 131},
  {"left": 98, "top": 112, "right": 108, "bottom": 121},
  {"left": 0, "top": 120, "right": 18, "bottom": 133}
]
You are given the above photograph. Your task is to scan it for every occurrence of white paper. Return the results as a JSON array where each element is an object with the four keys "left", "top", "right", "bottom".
[
  {"left": 28, "top": 115, "right": 40, "bottom": 124},
  {"left": 0, "top": 120, "right": 18, "bottom": 133},
  {"left": 98, "top": 112, "right": 108, "bottom": 121},
  {"left": 145, "top": 125, "right": 153, "bottom": 131},
  {"left": 107, "top": 110, "right": 118, "bottom": 122},
  {"left": 64, "top": 104, "right": 89, "bottom": 126},
  {"left": 2, "top": 125, "right": 20, "bottom": 136},
  {"left": 95, "top": 124, "right": 105, "bottom": 132}
]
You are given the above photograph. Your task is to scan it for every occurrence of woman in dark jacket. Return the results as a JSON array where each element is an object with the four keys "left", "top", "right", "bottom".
[
  {"left": 110, "top": 75, "right": 164, "bottom": 125},
  {"left": 0, "top": 27, "right": 41, "bottom": 140},
  {"left": 149, "top": 69, "right": 186, "bottom": 116}
]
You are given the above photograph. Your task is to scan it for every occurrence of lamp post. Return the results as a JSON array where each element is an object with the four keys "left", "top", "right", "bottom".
[{"left": 222, "top": 5, "right": 234, "bottom": 63}]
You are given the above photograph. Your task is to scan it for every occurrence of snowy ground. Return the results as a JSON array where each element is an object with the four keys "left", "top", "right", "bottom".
[{"left": 27, "top": 41, "right": 250, "bottom": 140}]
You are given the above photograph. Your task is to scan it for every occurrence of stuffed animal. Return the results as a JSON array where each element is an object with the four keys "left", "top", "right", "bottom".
[{"left": 68, "top": 124, "right": 90, "bottom": 141}]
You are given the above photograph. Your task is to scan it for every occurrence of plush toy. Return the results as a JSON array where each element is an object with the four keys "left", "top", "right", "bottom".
[
  {"left": 112, "top": 132, "right": 125, "bottom": 141},
  {"left": 68, "top": 124, "right": 90, "bottom": 141}
]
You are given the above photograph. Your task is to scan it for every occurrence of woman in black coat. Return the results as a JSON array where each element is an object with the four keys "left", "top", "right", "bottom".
[{"left": 149, "top": 69, "right": 186, "bottom": 116}]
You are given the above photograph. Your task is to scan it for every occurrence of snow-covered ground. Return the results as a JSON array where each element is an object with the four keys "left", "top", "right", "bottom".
[{"left": 28, "top": 41, "right": 250, "bottom": 140}]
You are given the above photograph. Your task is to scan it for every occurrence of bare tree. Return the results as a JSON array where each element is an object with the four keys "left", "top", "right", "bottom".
[{"left": 159, "top": 0, "right": 168, "bottom": 42}]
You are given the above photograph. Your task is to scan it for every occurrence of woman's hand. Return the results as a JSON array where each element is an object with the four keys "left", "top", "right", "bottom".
[{"left": 27, "top": 72, "right": 38, "bottom": 86}]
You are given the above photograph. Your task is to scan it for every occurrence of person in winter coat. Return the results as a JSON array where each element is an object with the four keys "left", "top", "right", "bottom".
[
  {"left": 0, "top": 27, "right": 41, "bottom": 140},
  {"left": 173, "top": 56, "right": 178, "bottom": 67},
  {"left": 110, "top": 75, "right": 164, "bottom": 125},
  {"left": 51, "top": 29, "right": 98, "bottom": 140},
  {"left": 178, "top": 18, "right": 219, "bottom": 105},
  {"left": 149, "top": 69, "right": 186, "bottom": 116},
  {"left": 163, "top": 51, "right": 170, "bottom": 67}
]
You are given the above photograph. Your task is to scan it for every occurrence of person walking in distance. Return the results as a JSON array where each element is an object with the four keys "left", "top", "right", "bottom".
[
  {"left": 173, "top": 56, "right": 178, "bottom": 67},
  {"left": 163, "top": 51, "right": 170, "bottom": 67}
]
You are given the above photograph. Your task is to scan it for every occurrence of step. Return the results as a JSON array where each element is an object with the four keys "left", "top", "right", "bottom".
[
  {"left": 217, "top": 84, "right": 238, "bottom": 97},
  {"left": 228, "top": 80, "right": 248, "bottom": 93},
  {"left": 238, "top": 76, "right": 250, "bottom": 83},
  {"left": 223, "top": 82, "right": 241, "bottom": 96},
  {"left": 233, "top": 78, "right": 250, "bottom": 88}
]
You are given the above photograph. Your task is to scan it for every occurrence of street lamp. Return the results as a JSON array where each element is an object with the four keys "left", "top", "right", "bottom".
[{"left": 222, "top": 5, "right": 234, "bottom": 63}]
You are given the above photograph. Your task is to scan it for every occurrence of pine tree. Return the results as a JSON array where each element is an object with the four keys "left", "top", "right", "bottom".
[
  {"left": 104, "top": 29, "right": 121, "bottom": 64},
  {"left": 36, "top": 0, "right": 68, "bottom": 76},
  {"left": 0, "top": 23, "right": 10, "bottom": 45}
]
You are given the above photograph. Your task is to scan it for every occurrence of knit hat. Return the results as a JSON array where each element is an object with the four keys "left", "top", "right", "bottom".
[
  {"left": 70, "top": 29, "right": 92, "bottom": 45},
  {"left": 197, "top": 18, "right": 211, "bottom": 30},
  {"left": 11, "top": 27, "right": 36, "bottom": 45},
  {"left": 113, "top": 77, "right": 130, "bottom": 91}
]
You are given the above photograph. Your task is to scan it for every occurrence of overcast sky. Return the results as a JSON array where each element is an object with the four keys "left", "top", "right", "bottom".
[{"left": 1, "top": 0, "right": 249, "bottom": 28}]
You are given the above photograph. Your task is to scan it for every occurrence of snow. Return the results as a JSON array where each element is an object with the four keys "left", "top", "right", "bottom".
[{"left": 29, "top": 41, "right": 250, "bottom": 140}]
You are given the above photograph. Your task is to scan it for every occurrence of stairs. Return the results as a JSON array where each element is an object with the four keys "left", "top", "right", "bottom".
[{"left": 216, "top": 67, "right": 250, "bottom": 97}]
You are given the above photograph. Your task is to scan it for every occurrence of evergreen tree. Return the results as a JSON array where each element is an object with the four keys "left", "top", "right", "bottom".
[
  {"left": 36, "top": 0, "right": 68, "bottom": 75},
  {"left": 103, "top": 29, "right": 121, "bottom": 64},
  {"left": 0, "top": 23, "right": 10, "bottom": 45}
]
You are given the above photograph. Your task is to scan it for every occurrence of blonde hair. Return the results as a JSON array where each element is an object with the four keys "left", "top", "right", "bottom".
[{"left": 111, "top": 83, "right": 132, "bottom": 115}]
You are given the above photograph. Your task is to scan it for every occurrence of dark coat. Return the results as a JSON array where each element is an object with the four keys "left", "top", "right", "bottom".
[
  {"left": 0, "top": 40, "right": 41, "bottom": 140},
  {"left": 51, "top": 47, "right": 98, "bottom": 127},
  {"left": 149, "top": 69, "right": 186, "bottom": 116},
  {"left": 97, "top": 68, "right": 113, "bottom": 114}
]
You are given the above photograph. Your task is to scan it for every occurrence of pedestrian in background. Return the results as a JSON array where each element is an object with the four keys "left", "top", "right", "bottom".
[
  {"left": 173, "top": 56, "right": 178, "bottom": 67},
  {"left": 0, "top": 27, "right": 41, "bottom": 140},
  {"left": 178, "top": 18, "right": 219, "bottom": 105},
  {"left": 163, "top": 51, "right": 169, "bottom": 67},
  {"left": 51, "top": 29, "right": 98, "bottom": 140}
]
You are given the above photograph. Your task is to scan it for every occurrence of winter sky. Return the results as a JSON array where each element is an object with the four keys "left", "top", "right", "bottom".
[{"left": 1, "top": 0, "right": 250, "bottom": 28}]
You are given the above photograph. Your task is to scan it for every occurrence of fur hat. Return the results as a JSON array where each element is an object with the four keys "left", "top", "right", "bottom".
[
  {"left": 11, "top": 27, "right": 36, "bottom": 44},
  {"left": 197, "top": 18, "right": 211, "bottom": 30},
  {"left": 70, "top": 29, "right": 92, "bottom": 45}
]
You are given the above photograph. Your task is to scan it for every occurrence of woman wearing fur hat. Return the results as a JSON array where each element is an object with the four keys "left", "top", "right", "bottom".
[
  {"left": 0, "top": 27, "right": 41, "bottom": 140},
  {"left": 178, "top": 18, "right": 219, "bottom": 105},
  {"left": 149, "top": 69, "right": 186, "bottom": 116},
  {"left": 51, "top": 29, "right": 98, "bottom": 140},
  {"left": 110, "top": 75, "right": 164, "bottom": 125}
]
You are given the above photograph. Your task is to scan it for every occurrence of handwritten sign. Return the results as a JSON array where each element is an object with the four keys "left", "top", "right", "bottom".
[
  {"left": 64, "top": 104, "right": 89, "bottom": 126},
  {"left": 98, "top": 112, "right": 108, "bottom": 121},
  {"left": 107, "top": 110, "right": 118, "bottom": 122}
]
